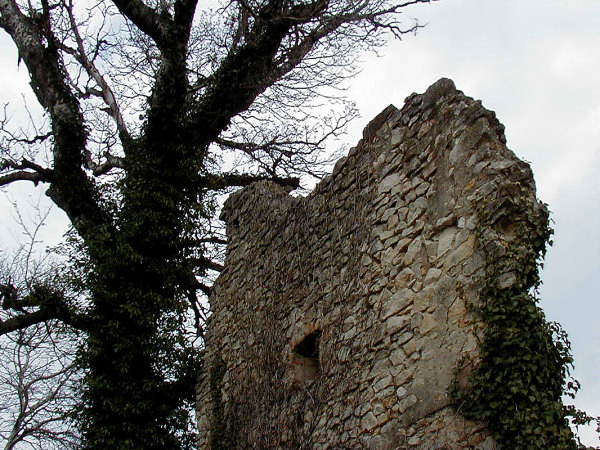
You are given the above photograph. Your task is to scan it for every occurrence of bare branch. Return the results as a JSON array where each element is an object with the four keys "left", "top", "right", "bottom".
[
  {"left": 4, "top": 131, "right": 52, "bottom": 146},
  {"left": 0, "top": 283, "right": 89, "bottom": 334},
  {"left": 188, "top": 0, "right": 329, "bottom": 145},
  {"left": 0, "top": 170, "right": 43, "bottom": 187},
  {"left": 0, "top": 310, "right": 51, "bottom": 336},
  {"left": 203, "top": 260, "right": 223, "bottom": 273},
  {"left": 0, "top": 158, "right": 53, "bottom": 187},
  {"left": 62, "top": 0, "right": 130, "bottom": 141},
  {"left": 198, "top": 172, "right": 300, "bottom": 190},
  {"left": 198, "top": 237, "right": 227, "bottom": 246},
  {"left": 186, "top": 256, "right": 223, "bottom": 273},
  {"left": 110, "top": 0, "right": 164, "bottom": 46},
  {"left": 84, "top": 151, "right": 125, "bottom": 176},
  {"left": 0, "top": 322, "right": 79, "bottom": 448}
]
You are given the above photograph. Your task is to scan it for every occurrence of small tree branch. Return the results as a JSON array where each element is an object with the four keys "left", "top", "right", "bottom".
[
  {"left": 0, "top": 320, "right": 80, "bottom": 448},
  {"left": 199, "top": 172, "right": 299, "bottom": 190},
  {"left": 198, "top": 237, "right": 227, "bottom": 246},
  {"left": 187, "top": 257, "right": 224, "bottom": 273},
  {"left": 0, "top": 158, "right": 53, "bottom": 186},
  {"left": 110, "top": 0, "right": 164, "bottom": 46},
  {"left": 0, "top": 284, "right": 89, "bottom": 334},
  {"left": 4, "top": 131, "right": 52, "bottom": 145},
  {"left": 0, "top": 170, "right": 44, "bottom": 187},
  {"left": 85, "top": 151, "right": 125, "bottom": 176},
  {"left": 270, "top": 2, "right": 427, "bottom": 84},
  {"left": 0, "top": 310, "right": 51, "bottom": 335}
]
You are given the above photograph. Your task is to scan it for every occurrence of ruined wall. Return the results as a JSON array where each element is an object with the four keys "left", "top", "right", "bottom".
[{"left": 196, "top": 79, "right": 554, "bottom": 448}]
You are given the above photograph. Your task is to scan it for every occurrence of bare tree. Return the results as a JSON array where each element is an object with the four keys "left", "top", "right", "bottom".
[
  {"left": 0, "top": 322, "right": 79, "bottom": 450},
  {"left": 0, "top": 199, "right": 80, "bottom": 449},
  {"left": 0, "top": 0, "right": 432, "bottom": 446}
]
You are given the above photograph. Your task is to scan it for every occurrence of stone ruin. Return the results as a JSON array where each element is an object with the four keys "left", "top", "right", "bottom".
[{"left": 196, "top": 79, "right": 557, "bottom": 448}]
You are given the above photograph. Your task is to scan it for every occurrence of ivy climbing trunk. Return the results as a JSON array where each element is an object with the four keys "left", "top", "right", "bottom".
[
  {"left": 79, "top": 45, "right": 205, "bottom": 446},
  {"left": 0, "top": 0, "right": 437, "bottom": 447},
  {"left": 81, "top": 175, "right": 197, "bottom": 447},
  {"left": 81, "top": 138, "right": 204, "bottom": 447}
]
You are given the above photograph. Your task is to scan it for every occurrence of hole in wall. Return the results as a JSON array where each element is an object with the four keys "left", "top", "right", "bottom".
[
  {"left": 294, "top": 330, "right": 321, "bottom": 359},
  {"left": 291, "top": 330, "right": 322, "bottom": 385}
]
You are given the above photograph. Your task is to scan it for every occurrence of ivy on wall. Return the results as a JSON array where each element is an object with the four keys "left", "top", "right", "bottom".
[
  {"left": 209, "top": 355, "right": 236, "bottom": 449},
  {"left": 452, "top": 188, "right": 579, "bottom": 449}
]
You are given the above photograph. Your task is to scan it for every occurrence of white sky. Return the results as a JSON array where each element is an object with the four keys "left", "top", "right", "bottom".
[{"left": 0, "top": 0, "right": 598, "bottom": 445}]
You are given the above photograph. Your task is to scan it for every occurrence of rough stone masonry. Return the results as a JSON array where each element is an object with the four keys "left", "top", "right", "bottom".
[{"left": 196, "top": 79, "right": 553, "bottom": 448}]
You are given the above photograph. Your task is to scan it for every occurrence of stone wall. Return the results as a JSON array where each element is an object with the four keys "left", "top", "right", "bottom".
[{"left": 196, "top": 79, "right": 550, "bottom": 448}]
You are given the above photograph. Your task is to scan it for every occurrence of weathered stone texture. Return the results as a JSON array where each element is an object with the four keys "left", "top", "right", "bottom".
[{"left": 196, "top": 78, "right": 545, "bottom": 449}]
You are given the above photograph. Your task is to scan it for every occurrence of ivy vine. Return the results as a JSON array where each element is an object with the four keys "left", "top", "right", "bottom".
[
  {"left": 209, "top": 355, "right": 237, "bottom": 449},
  {"left": 451, "top": 187, "right": 587, "bottom": 449}
]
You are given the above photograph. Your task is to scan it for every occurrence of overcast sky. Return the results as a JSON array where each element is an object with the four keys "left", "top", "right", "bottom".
[
  {"left": 344, "top": 0, "right": 600, "bottom": 444},
  {"left": 0, "top": 0, "right": 598, "bottom": 445}
]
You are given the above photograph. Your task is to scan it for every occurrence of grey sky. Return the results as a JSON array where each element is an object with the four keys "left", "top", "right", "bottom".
[{"left": 0, "top": 0, "right": 598, "bottom": 445}]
